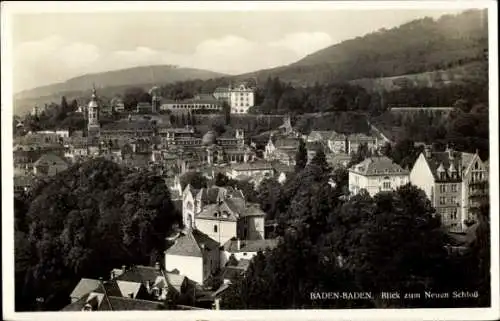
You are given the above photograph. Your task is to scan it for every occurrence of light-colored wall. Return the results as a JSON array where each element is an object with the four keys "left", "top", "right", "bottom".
[
  {"left": 349, "top": 171, "right": 409, "bottom": 197},
  {"left": 230, "top": 90, "right": 254, "bottom": 114},
  {"left": 220, "top": 250, "right": 259, "bottom": 268},
  {"left": 434, "top": 182, "right": 462, "bottom": 232},
  {"left": 164, "top": 254, "right": 203, "bottom": 284},
  {"left": 461, "top": 154, "right": 488, "bottom": 227},
  {"left": 328, "top": 140, "right": 346, "bottom": 154},
  {"left": 409, "top": 153, "right": 435, "bottom": 201},
  {"left": 241, "top": 216, "right": 265, "bottom": 240},
  {"left": 196, "top": 218, "right": 237, "bottom": 245},
  {"left": 231, "top": 168, "right": 274, "bottom": 178}
]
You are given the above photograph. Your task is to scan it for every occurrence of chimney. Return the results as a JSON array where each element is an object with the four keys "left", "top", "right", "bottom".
[
  {"left": 155, "top": 262, "right": 160, "bottom": 271},
  {"left": 214, "top": 298, "right": 221, "bottom": 310},
  {"left": 424, "top": 145, "right": 431, "bottom": 158},
  {"left": 122, "top": 265, "right": 126, "bottom": 273},
  {"left": 237, "top": 239, "right": 241, "bottom": 251}
]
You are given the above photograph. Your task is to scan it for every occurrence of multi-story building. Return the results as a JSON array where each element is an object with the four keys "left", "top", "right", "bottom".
[
  {"left": 410, "top": 146, "right": 488, "bottom": 232},
  {"left": 160, "top": 95, "right": 222, "bottom": 113},
  {"left": 348, "top": 156, "right": 409, "bottom": 197},
  {"left": 346, "top": 133, "right": 378, "bottom": 155},
  {"left": 213, "top": 83, "right": 255, "bottom": 114},
  {"left": 264, "top": 134, "right": 300, "bottom": 166}
]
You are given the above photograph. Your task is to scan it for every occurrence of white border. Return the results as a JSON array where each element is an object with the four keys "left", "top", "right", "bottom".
[{"left": 2, "top": 1, "right": 498, "bottom": 321}]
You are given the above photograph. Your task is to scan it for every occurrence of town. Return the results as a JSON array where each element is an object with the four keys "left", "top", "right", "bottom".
[{"left": 10, "top": 7, "right": 492, "bottom": 314}]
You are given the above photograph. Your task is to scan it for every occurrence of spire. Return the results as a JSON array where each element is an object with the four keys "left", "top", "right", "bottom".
[{"left": 91, "top": 83, "right": 97, "bottom": 99}]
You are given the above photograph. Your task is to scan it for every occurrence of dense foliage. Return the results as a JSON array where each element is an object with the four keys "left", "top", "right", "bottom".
[
  {"left": 14, "top": 159, "right": 180, "bottom": 311},
  {"left": 225, "top": 153, "right": 491, "bottom": 309}
]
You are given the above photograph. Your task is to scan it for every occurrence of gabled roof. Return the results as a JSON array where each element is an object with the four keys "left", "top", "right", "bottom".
[
  {"left": 165, "top": 229, "right": 219, "bottom": 257},
  {"left": 70, "top": 278, "right": 101, "bottom": 299},
  {"left": 423, "top": 150, "right": 473, "bottom": 181},
  {"left": 106, "top": 296, "right": 165, "bottom": 310},
  {"left": 349, "top": 156, "right": 408, "bottom": 176},
  {"left": 115, "top": 265, "right": 162, "bottom": 284},
  {"left": 241, "top": 203, "right": 265, "bottom": 218},
  {"left": 196, "top": 203, "right": 239, "bottom": 222},
  {"left": 34, "top": 153, "right": 68, "bottom": 167}
]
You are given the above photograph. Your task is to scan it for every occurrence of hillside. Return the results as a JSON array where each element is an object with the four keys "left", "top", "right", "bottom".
[
  {"left": 349, "top": 61, "right": 488, "bottom": 92},
  {"left": 14, "top": 65, "right": 226, "bottom": 114},
  {"left": 236, "top": 9, "right": 488, "bottom": 85}
]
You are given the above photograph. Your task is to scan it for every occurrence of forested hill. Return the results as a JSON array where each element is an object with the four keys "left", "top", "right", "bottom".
[
  {"left": 15, "top": 65, "right": 226, "bottom": 101},
  {"left": 236, "top": 9, "right": 488, "bottom": 85}
]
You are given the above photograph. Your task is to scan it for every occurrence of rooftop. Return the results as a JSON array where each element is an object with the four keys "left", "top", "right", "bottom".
[
  {"left": 223, "top": 239, "right": 279, "bottom": 253},
  {"left": 349, "top": 156, "right": 408, "bottom": 176},
  {"left": 165, "top": 229, "right": 219, "bottom": 257}
]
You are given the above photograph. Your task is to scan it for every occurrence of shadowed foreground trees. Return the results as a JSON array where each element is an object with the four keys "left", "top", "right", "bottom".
[
  {"left": 222, "top": 159, "right": 490, "bottom": 309},
  {"left": 14, "top": 159, "right": 180, "bottom": 311}
]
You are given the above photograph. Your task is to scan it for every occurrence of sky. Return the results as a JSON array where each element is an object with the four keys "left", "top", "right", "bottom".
[{"left": 10, "top": 7, "right": 469, "bottom": 93}]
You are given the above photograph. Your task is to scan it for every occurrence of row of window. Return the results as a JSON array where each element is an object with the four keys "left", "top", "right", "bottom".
[
  {"left": 438, "top": 184, "right": 458, "bottom": 193},
  {"left": 438, "top": 207, "right": 458, "bottom": 220},
  {"left": 439, "top": 196, "right": 458, "bottom": 205},
  {"left": 166, "top": 104, "right": 221, "bottom": 109}
]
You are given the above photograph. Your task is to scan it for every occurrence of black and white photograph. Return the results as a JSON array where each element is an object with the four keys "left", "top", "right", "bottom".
[{"left": 2, "top": 1, "right": 498, "bottom": 320}]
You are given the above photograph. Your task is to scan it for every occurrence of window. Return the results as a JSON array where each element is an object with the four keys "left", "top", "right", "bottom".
[
  {"left": 450, "top": 196, "right": 457, "bottom": 204},
  {"left": 450, "top": 208, "right": 458, "bottom": 220},
  {"left": 451, "top": 184, "right": 457, "bottom": 192},
  {"left": 383, "top": 182, "right": 391, "bottom": 189},
  {"left": 439, "top": 197, "right": 446, "bottom": 205},
  {"left": 214, "top": 225, "right": 218, "bottom": 233},
  {"left": 439, "top": 184, "right": 446, "bottom": 193}
]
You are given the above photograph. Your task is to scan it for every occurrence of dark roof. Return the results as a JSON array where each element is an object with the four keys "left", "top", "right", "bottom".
[
  {"left": 349, "top": 156, "right": 408, "bottom": 176},
  {"left": 165, "top": 229, "right": 219, "bottom": 257},
  {"left": 223, "top": 239, "right": 278, "bottom": 253},
  {"left": 106, "top": 297, "right": 165, "bottom": 310},
  {"left": 273, "top": 137, "right": 300, "bottom": 149},
  {"left": 61, "top": 293, "right": 165, "bottom": 311},
  {"left": 115, "top": 265, "right": 162, "bottom": 284},
  {"left": 424, "top": 150, "right": 476, "bottom": 181},
  {"left": 34, "top": 153, "right": 68, "bottom": 167}
]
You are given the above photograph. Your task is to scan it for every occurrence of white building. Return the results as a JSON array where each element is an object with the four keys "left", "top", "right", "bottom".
[
  {"left": 220, "top": 239, "right": 279, "bottom": 268},
  {"left": 410, "top": 146, "right": 488, "bottom": 232},
  {"left": 164, "top": 229, "right": 220, "bottom": 285},
  {"left": 348, "top": 156, "right": 409, "bottom": 197},
  {"left": 213, "top": 83, "right": 255, "bottom": 114}
]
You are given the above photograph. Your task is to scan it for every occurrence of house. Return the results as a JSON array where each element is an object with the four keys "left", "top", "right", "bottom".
[
  {"left": 348, "top": 156, "right": 409, "bottom": 197},
  {"left": 228, "top": 160, "right": 274, "bottom": 181},
  {"left": 14, "top": 172, "right": 35, "bottom": 196},
  {"left": 409, "top": 146, "right": 488, "bottom": 232},
  {"left": 62, "top": 279, "right": 165, "bottom": 311},
  {"left": 305, "top": 141, "right": 324, "bottom": 163},
  {"left": 136, "top": 102, "right": 153, "bottom": 114},
  {"left": 213, "top": 83, "right": 255, "bottom": 114},
  {"left": 33, "top": 153, "right": 69, "bottom": 176},
  {"left": 327, "top": 132, "right": 347, "bottom": 154},
  {"left": 164, "top": 229, "right": 220, "bottom": 285},
  {"left": 306, "top": 131, "right": 335, "bottom": 143},
  {"left": 326, "top": 153, "right": 351, "bottom": 169},
  {"left": 264, "top": 135, "right": 300, "bottom": 166},
  {"left": 182, "top": 185, "right": 265, "bottom": 245},
  {"left": 346, "top": 133, "right": 378, "bottom": 155},
  {"left": 221, "top": 259, "right": 251, "bottom": 284},
  {"left": 220, "top": 239, "right": 279, "bottom": 267}
]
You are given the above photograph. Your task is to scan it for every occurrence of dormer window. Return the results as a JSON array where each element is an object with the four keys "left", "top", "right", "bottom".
[{"left": 152, "top": 287, "right": 160, "bottom": 297}]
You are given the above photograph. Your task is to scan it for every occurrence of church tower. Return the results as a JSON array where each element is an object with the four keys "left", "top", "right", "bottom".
[{"left": 87, "top": 85, "right": 100, "bottom": 138}]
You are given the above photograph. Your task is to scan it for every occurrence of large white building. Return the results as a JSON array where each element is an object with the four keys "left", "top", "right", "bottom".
[
  {"left": 409, "top": 146, "right": 488, "bottom": 232},
  {"left": 213, "top": 83, "right": 255, "bottom": 114},
  {"left": 348, "top": 156, "right": 410, "bottom": 197}
]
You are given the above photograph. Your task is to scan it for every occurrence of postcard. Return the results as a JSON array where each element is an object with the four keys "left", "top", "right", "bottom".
[{"left": 2, "top": 1, "right": 498, "bottom": 320}]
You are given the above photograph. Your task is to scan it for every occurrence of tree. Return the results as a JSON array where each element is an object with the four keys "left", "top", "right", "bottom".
[
  {"left": 257, "top": 178, "right": 284, "bottom": 221},
  {"left": 179, "top": 171, "right": 208, "bottom": 190},
  {"left": 294, "top": 139, "right": 308, "bottom": 172},
  {"left": 16, "top": 159, "right": 180, "bottom": 311}
]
